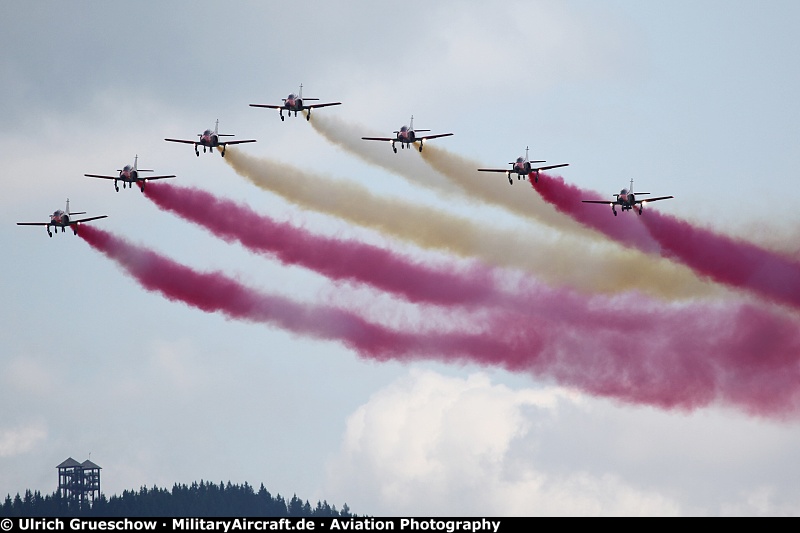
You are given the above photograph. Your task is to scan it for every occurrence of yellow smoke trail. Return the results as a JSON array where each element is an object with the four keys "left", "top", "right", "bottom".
[
  {"left": 310, "top": 113, "right": 593, "bottom": 238},
  {"left": 223, "top": 147, "right": 720, "bottom": 299},
  {"left": 311, "top": 114, "right": 465, "bottom": 195}
]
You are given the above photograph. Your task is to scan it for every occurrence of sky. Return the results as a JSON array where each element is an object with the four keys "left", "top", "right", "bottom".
[{"left": 3, "top": 0, "right": 800, "bottom": 517}]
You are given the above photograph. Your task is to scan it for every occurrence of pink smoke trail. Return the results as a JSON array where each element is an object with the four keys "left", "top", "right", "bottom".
[
  {"left": 143, "top": 182, "right": 502, "bottom": 309},
  {"left": 144, "top": 182, "right": 712, "bottom": 327},
  {"left": 640, "top": 210, "right": 800, "bottom": 310},
  {"left": 532, "top": 173, "right": 661, "bottom": 253},
  {"left": 142, "top": 182, "right": 717, "bottom": 322},
  {"left": 76, "top": 225, "right": 539, "bottom": 364},
  {"left": 533, "top": 173, "right": 800, "bottom": 309},
  {"left": 77, "top": 226, "right": 800, "bottom": 418},
  {"left": 222, "top": 146, "right": 719, "bottom": 299}
]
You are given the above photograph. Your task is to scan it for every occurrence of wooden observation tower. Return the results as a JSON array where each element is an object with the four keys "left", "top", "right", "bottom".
[{"left": 57, "top": 457, "right": 101, "bottom": 507}]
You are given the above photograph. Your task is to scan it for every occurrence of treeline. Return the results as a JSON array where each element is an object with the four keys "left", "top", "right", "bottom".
[{"left": 1, "top": 480, "right": 355, "bottom": 517}]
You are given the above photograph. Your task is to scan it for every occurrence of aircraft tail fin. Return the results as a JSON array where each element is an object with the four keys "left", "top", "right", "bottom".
[{"left": 66, "top": 198, "right": 86, "bottom": 216}]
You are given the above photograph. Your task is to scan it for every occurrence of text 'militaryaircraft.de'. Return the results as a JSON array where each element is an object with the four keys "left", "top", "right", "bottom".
[
  {"left": 84, "top": 155, "right": 176, "bottom": 192},
  {"left": 478, "top": 146, "right": 569, "bottom": 185},
  {"left": 362, "top": 116, "right": 453, "bottom": 153},
  {"left": 17, "top": 199, "right": 108, "bottom": 237},
  {"left": 164, "top": 119, "right": 257, "bottom": 157},
  {"left": 249, "top": 84, "right": 341, "bottom": 121},
  {"left": 582, "top": 179, "right": 674, "bottom": 216}
]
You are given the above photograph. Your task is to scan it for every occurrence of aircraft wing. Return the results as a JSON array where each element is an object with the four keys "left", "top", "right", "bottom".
[
  {"left": 84, "top": 174, "right": 117, "bottom": 180},
  {"left": 637, "top": 195, "right": 674, "bottom": 204},
  {"left": 164, "top": 138, "right": 197, "bottom": 145},
  {"left": 306, "top": 102, "right": 342, "bottom": 109},
  {"left": 477, "top": 168, "right": 509, "bottom": 173},
  {"left": 143, "top": 175, "right": 177, "bottom": 181},
  {"left": 532, "top": 163, "right": 570, "bottom": 172},
  {"left": 418, "top": 133, "right": 454, "bottom": 141},
  {"left": 68, "top": 215, "right": 108, "bottom": 225},
  {"left": 581, "top": 200, "right": 614, "bottom": 205},
  {"left": 17, "top": 215, "right": 108, "bottom": 226},
  {"left": 220, "top": 139, "right": 257, "bottom": 146},
  {"left": 362, "top": 137, "right": 394, "bottom": 142},
  {"left": 249, "top": 104, "right": 283, "bottom": 109}
]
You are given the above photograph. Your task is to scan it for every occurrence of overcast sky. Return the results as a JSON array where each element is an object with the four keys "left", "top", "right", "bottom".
[{"left": 3, "top": 0, "right": 800, "bottom": 517}]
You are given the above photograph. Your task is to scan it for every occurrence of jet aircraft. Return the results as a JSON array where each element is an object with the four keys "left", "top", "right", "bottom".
[
  {"left": 17, "top": 199, "right": 108, "bottom": 237},
  {"left": 362, "top": 116, "right": 453, "bottom": 153},
  {"left": 582, "top": 179, "right": 674, "bottom": 216},
  {"left": 84, "top": 155, "right": 176, "bottom": 192},
  {"left": 478, "top": 147, "right": 569, "bottom": 185},
  {"left": 164, "top": 119, "right": 256, "bottom": 157},
  {"left": 249, "top": 84, "right": 341, "bottom": 121}
]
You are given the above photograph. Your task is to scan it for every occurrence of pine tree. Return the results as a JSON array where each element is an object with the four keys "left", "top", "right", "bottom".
[{"left": 0, "top": 481, "right": 357, "bottom": 517}]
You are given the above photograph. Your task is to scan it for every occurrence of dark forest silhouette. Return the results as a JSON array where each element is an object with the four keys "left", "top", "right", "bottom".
[{"left": 1, "top": 480, "right": 355, "bottom": 517}]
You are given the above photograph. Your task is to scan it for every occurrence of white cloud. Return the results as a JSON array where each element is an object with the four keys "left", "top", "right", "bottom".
[
  {"left": 149, "top": 338, "right": 211, "bottom": 394},
  {"left": 3, "top": 357, "right": 58, "bottom": 397},
  {"left": 325, "top": 369, "right": 680, "bottom": 516},
  {"left": 0, "top": 423, "right": 47, "bottom": 458}
]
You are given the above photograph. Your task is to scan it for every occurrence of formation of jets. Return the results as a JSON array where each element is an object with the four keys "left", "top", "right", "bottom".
[
  {"left": 17, "top": 84, "right": 675, "bottom": 237},
  {"left": 17, "top": 199, "right": 108, "bottom": 237}
]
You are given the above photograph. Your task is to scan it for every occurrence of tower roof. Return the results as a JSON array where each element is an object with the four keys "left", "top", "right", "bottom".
[
  {"left": 81, "top": 459, "right": 101, "bottom": 469},
  {"left": 56, "top": 457, "right": 82, "bottom": 468}
]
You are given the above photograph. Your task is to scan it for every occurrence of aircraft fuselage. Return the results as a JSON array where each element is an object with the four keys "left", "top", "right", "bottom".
[
  {"left": 396, "top": 127, "right": 416, "bottom": 144},
  {"left": 50, "top": 211, "right": 68, "bottom": 226},
  {"left": 616, "top": 190, "right": 638, "bottom": 210},
  {"left": 513, "top": 160, "right": 532, "bottom": 176},
  {"left": 198, "top": 130, "right": 219, "bottom": 147},
  {"left": 283, "top": 95, "right": 304, "bottom": 111},
  {"left": 119, "top": 165, "right": 138, "bottom": 182}
]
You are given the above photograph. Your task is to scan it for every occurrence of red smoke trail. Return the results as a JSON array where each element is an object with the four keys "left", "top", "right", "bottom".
[
  {"left": 143, "top": 182, "right": 507, "bottom": 310},
  {"left": 532, "top": 173, "right": 661, "bottom": 253},
  {"left": 77, "top": 226, "right": 800, "bottom": 418},
  {"left": 143, "top": 182, "right": 710, "bottom": 328},
  {"left": 533, "top": 174, "right": 800, "bottom": 309},
  {"left": 640, "top": 211, "right": 800, "bottom": 310},
  {"left": 76, "top": 225, "right": 541, "bottom": 364},
  {"left": 142, "top": 182, "right": 706, "bottom": 322}
]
